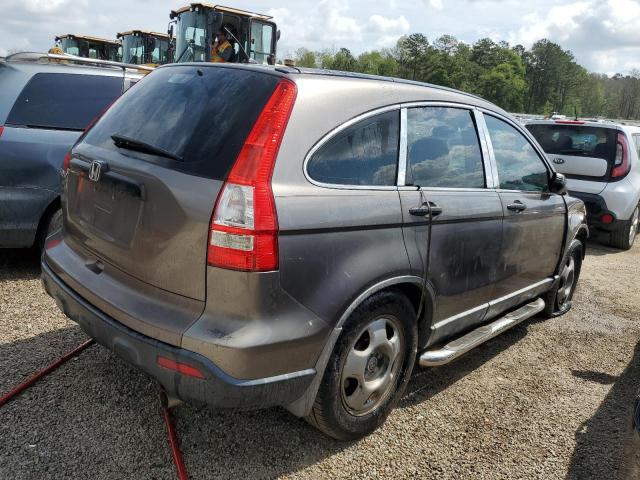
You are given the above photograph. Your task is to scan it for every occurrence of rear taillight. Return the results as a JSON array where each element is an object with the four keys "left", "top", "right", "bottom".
[
  {"left": 207, "top": 79, "right": 297, "bottom": 272},
  {"left": 63, "top": 151, "right": 72, "bottom": 170},
  {"left": 0, "top": 125, "right": 4, "bottom": 138},
  {"left": 612, "top": 132, "right": 631, "bottom": 179}
]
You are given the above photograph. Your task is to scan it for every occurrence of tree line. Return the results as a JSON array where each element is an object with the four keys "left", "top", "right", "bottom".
[{"left": 293, "top": 35, "right": 640, "bottom": 119}]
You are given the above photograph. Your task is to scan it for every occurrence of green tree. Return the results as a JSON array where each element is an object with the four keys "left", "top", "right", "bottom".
[{"left": 294, "top": 48, "right": 316, "bottom": 68}]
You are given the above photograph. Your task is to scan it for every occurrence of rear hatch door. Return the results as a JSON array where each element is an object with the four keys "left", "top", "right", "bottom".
[
  {"left": 64, "top": 65, "right": 279, "bottom": 305},
  {"left": 527, "top": 123, "right": 617, "bottom": 194}
]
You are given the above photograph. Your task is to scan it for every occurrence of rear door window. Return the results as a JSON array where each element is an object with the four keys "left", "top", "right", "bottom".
[
  {"left": 82, "top": 66, "right": 279, "bottom": 180},
  {"left": 485, "top": 115, "right": 549, "bottom": 192},
  {"left": 7, "top": 73, "right": 122, "bottom": 131},
  {"left": 406, "top": 106, "right": 485, "bottom": 188},
  {"left": 306, "top": 110, "right": 400, "bottom": 186}
]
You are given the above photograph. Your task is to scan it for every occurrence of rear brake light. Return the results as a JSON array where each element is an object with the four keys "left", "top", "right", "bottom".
[
  {"left": 207, "top": 79, "right": 297, "bottom": 272},
  {"left": 157, "top": 356, "right": 205, "bottom": 379},
  {"left": 63, "top": 151, "right": 72, "bottom": 170},
  {"left": 0, "top": 126, "right": 4, "bottom": 138},
  {"left": 612, "top": 132, "right": 630, "bottom": 179}
]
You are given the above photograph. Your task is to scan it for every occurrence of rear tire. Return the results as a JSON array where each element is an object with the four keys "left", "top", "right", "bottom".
[
  {"left": 610, "top": 206, "right": 638, "bottom": 250},
  {"left": 306, "top": 290, "right": 417, "bottom": 441},
  {"left": 543, "top": 242, "right": 582, "bottom": 318},
  {"left": 37, "top": 207, "right": 62, "bottom": 251}
]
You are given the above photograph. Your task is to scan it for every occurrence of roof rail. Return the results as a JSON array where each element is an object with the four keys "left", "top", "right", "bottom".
[{"left": 4, "top": 52, "right": 154, "bottom": 72}]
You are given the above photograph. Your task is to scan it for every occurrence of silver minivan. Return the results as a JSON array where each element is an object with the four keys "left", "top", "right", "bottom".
[
  {"left": 527, "top": 120, "right": 640, "bottom": 249},
  {"left": 42, "top": 64, "right": 587, "bottom": 439}
]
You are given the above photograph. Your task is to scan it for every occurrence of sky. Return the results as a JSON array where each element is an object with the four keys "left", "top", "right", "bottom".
[{"left": 1, "top": 0, "right": 640, "bottom": 75}]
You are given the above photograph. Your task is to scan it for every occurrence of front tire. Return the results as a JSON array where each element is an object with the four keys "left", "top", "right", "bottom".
[
  {"left": 610, "top": 206, "right": 638, "bottom": 250},
  {"left": 543, "top": 242, "right": 582, "bottom": 318},
  {"left": 306, "top": 290, "right": 417, "bottom": 440}
]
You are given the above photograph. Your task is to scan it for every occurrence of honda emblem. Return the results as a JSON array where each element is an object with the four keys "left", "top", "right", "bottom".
[
  {"left": 553, "top": 158, "right": 565, "bottom": 165},
  {"left": 88, "top": 160, "right": 107, "bottom": 182}
]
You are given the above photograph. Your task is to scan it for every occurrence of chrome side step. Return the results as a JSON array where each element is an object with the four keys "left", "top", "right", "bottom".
[{"left": 419, "top": 297, "right": 545, "bottom": 367}]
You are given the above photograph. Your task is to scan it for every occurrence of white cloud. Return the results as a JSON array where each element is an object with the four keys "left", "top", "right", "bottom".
[
  {"left": 0, "top": 0, "right": 639, "bottom": 73},
  {"left": 507, "top": 0, "right": 640, "bottom": 73},
  {"left": 425, "top": 0, "right": 444, "bottom": 10}
]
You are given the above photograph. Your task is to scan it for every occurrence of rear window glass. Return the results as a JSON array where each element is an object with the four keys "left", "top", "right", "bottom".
[
  {"left": 82, "top": 66, "right": 279, "bottom": 179},
  {"left": 526, "top": 124, "right": 617, "bottom": 162},
  {"left": 7, "top": 73, "right": 122, "bottom": 130}
]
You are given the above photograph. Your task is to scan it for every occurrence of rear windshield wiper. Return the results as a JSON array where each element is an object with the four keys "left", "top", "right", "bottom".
[{"left": 111, "top": 134, "right": 183, "bottom": 162}]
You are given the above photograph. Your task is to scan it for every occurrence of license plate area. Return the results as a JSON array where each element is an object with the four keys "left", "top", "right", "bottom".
[{"left": 68, "top": 171, "right": 143, "bottom": 248}]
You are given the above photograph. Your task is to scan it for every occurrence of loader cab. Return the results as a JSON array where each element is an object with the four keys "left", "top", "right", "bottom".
[
  {"left": 55, "top": 34, "right": 120, "bottom": 61},
  {"left": 169, "top": 3, "right": 278, "bottom": 64},
  {"left": 117, "top": 30, "right": 172, "bottom": 66}
]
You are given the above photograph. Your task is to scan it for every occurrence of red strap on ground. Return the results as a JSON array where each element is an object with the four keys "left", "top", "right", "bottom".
[
  {"left": 162, "top": 406, "right": 189, "bottom": 480},
  {"left": 0, "top": 338, "right": 95, "bottom": 408}
]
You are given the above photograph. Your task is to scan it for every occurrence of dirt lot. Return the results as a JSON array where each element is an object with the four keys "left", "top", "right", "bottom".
[{"left": 0, "top": 241, "right": 639, "bottom": 480}]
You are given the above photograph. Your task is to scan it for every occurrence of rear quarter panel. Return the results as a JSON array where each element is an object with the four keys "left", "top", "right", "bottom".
[{"left": 0, "top": 126, "right": 79, "bottom": 246}]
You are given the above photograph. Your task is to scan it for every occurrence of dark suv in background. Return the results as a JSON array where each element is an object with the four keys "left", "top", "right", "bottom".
[
  {"left": 0, "top": 53, "right": 141, "bottom": 249},
  {"left": 42, "top": 63, "right": 588, "bottom": 440}
]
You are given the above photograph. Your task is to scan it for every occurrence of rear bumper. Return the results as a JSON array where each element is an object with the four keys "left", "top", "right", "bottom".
[
  {"left": 569, "top": 191, "right": 620, "bottom": 231},
  {"left": 41, "top": 259, "right": 315, "bottom": 410}
]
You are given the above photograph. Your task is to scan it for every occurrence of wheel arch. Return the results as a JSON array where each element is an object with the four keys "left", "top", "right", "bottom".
[{"left": 34, "top": 195, "right": 61, "bottom": 248}]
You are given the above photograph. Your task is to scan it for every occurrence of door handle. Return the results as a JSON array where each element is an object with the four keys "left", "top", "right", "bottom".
[
  {"left": 409, "top": 202, "right": 443, "bottom": 217},
  {"left": 507, "top": 201, "right": 527, "bottom": 212}
]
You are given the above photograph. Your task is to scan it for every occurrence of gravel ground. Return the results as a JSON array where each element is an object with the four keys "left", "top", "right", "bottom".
[{"left": 0, "top": 241, "right": 638, "bottom": 479}]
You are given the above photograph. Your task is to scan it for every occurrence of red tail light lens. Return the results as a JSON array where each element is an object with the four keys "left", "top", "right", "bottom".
[
  {"left": 157, "top": 356, "right": 205, "bottom": 379},
  {"left": 63, "top": 151, "right": 72, "bottom": 170},
  {"left": 612, "top": 132, "right": 631, "bottom": 179},
  {"left": 0, "top": 126, "right": 4, "bottom": 138},
  {"left": 207, "top": 79, "right": 297, "bottom": 272}
]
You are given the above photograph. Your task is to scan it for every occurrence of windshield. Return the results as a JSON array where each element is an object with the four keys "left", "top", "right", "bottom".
[
  {"left": 175, "top": 10, "right": 209, "bottom": 62},
  {"left": 121, "top": 35, "right": 144, "bottom": 64},
  {"left": 526, "top": 124, "right": 617, "bottom": 162}
]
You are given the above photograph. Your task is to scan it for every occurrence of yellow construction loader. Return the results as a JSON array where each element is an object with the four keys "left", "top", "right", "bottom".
[
  {"left": 168, "top": 3, "right": 279, "bottom": 64},
  {"left": 117, "top": 30, "right": 173, "bottom": 66},
  {"left": 54, "top": 34, "right": 120, "bottom": 61}
]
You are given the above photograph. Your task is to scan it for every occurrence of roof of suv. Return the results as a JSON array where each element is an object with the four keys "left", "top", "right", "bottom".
[
  {"left": 155, "top": 62, "right": 507, "bottom": 115},
  {"left": 1, "top": 53, "right": 143, "bottom": 77}
]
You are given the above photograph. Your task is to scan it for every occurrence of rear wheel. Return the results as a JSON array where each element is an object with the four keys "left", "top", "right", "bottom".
[
  {"left": 306, "top": 290, "right": 417, "bottom": 440},
  {"left": 610, "top": 206, "right": 638, "bottom": 250},
  {"left": 543, "top": 242, "right": 582, "bottom": 318},
  {"left": 37, "top": 207, "right": 62, "bottom": 251}
]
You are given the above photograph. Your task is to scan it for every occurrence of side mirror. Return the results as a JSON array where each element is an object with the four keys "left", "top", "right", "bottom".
[
  {"left": 550, "top": 172, "right": 568, "bottom": 195},
  {"left": 168, "top": 24, "right": 174, "bottom": 38},
  {"left": 276, "top": 29, "right": 281, "bottom": 41}
]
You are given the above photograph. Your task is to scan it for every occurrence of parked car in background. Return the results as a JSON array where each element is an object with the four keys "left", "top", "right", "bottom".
[
  {"left": 0, "top": 52, "right": 141, "bottom": 250},
  {"left": 42, "top": 64, "right": 587, "bottom": 440},
  {"left": 526, "top": 120, "right": 640, "bottom": 249}
]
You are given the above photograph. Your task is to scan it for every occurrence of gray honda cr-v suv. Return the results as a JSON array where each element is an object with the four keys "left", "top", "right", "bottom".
[{"left": 42, "top": 63, "right": 588, "bottom": 440}]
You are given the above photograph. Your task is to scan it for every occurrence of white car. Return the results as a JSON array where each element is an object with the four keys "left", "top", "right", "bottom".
[{"left": 527, "top": 120, "right": 640, "bottom": 249}]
